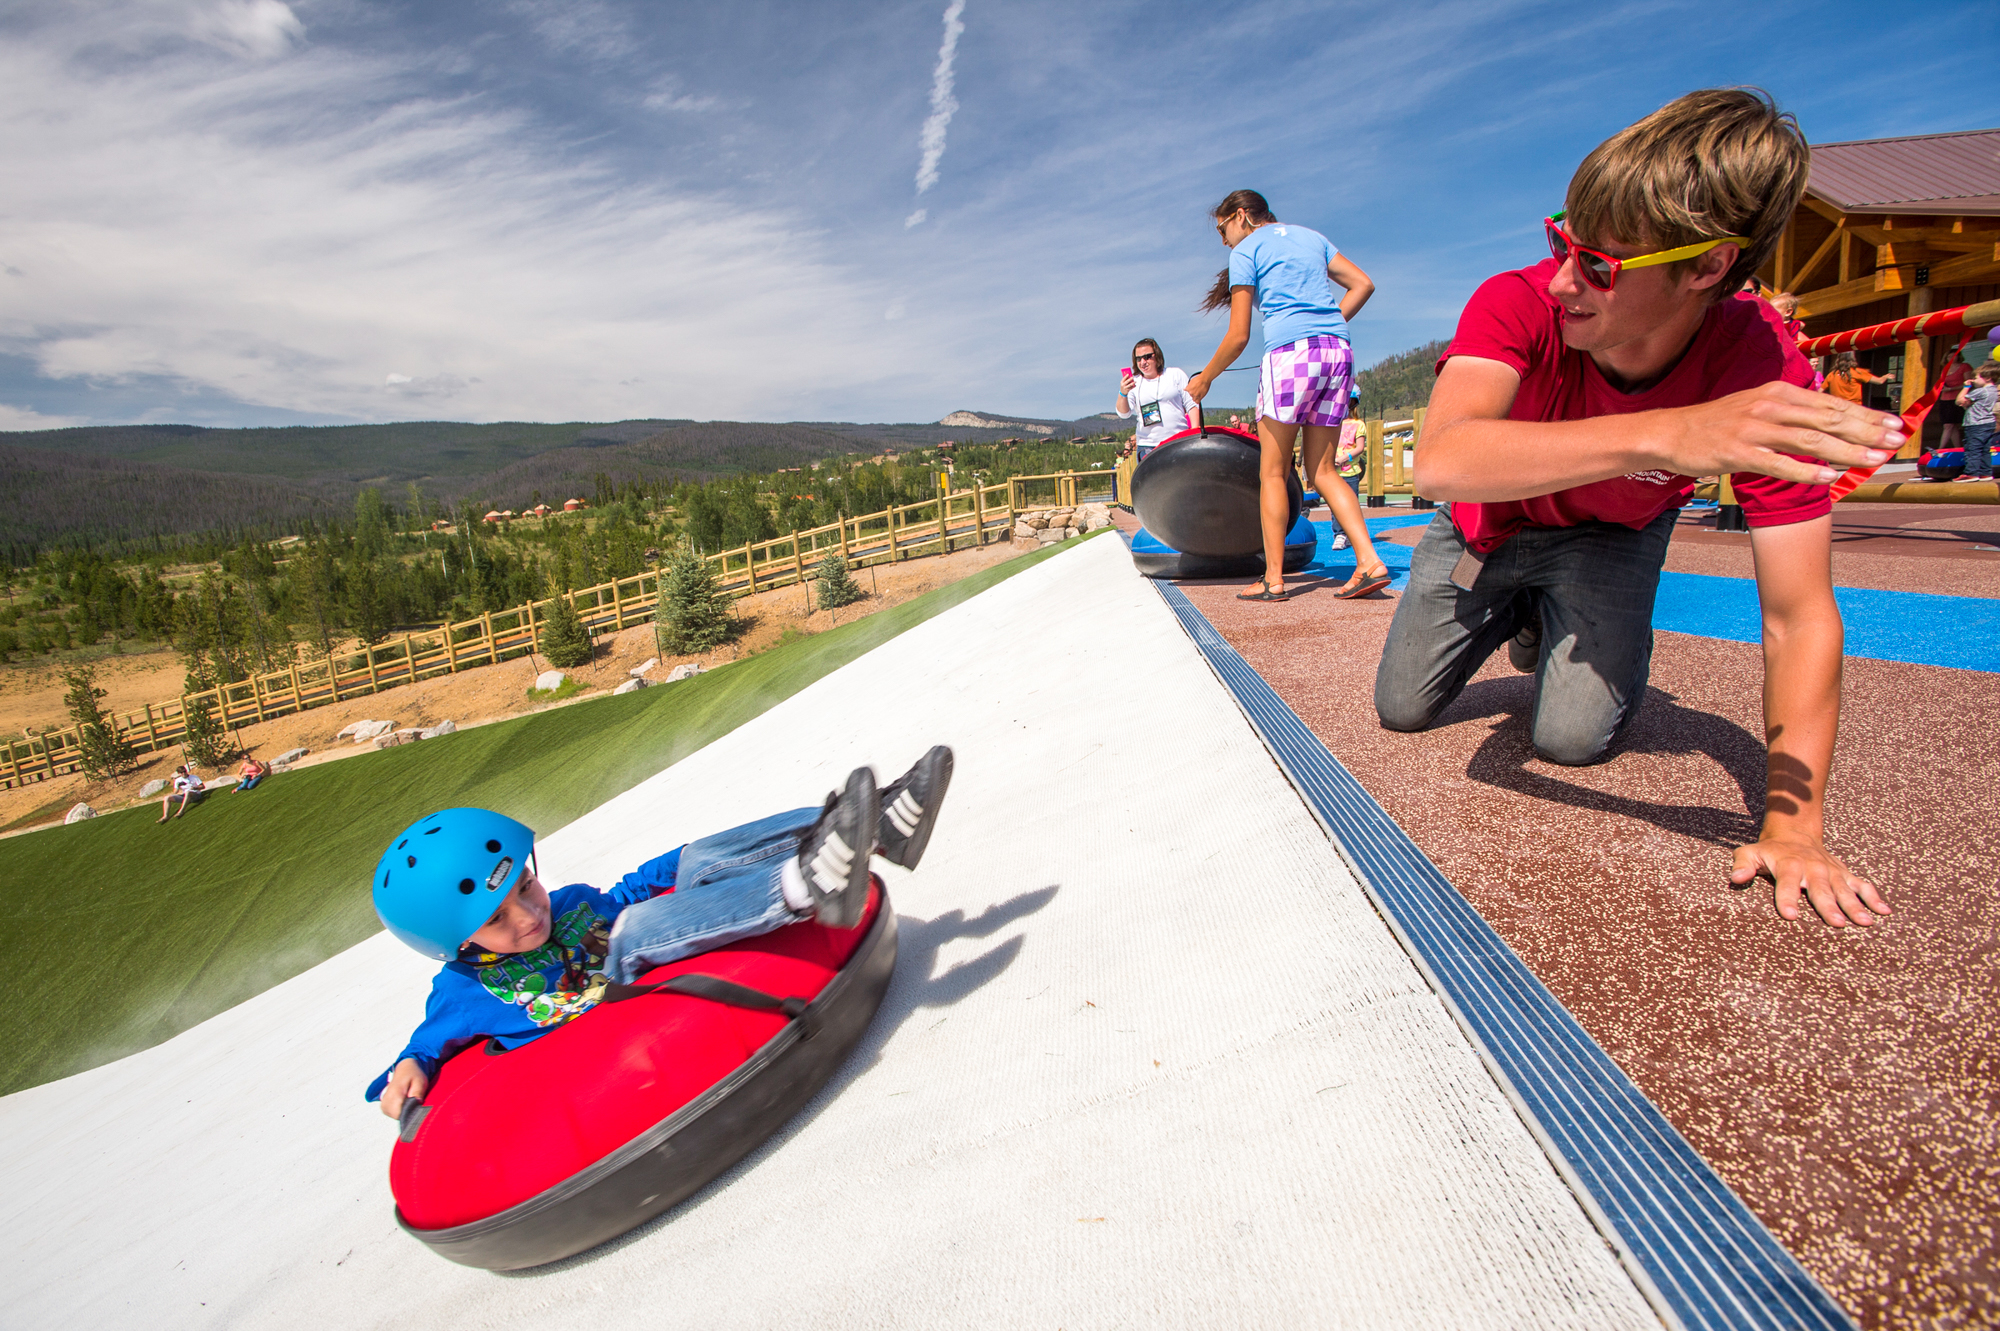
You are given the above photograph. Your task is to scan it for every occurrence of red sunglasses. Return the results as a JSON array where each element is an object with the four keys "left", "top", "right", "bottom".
[{"left": 1544, "top": 212, "right": 1748, "bottom": 292}]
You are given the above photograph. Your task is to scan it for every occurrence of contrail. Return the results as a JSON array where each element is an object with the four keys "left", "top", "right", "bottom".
[{"left": 905, "top": 0, "right": 966, "bottom": 226}]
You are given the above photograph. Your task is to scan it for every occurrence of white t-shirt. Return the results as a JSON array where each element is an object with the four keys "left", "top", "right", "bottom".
[{"left": 1117, "top": 367, "right": 1198, "bottom": 446}]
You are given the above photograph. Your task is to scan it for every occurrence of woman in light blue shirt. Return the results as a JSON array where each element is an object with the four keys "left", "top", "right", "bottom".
[{"left": 1187, "top": 190, "right": 1387, "bottom": 602}]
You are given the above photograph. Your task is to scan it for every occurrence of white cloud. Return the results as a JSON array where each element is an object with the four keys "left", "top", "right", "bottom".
[
  {"left": 190, "top": 0, "right": 304, "bottom": 58},
  {"left": 507, "top": 0, "right": 627, "bottom": 62},
  {"left": 642, "top": 90, "right": 717, "bottom": 113},
  {"left": 0, "top": 404, "right": 88, "bottom": 432},
  {"left": 904, "top": 209, "right": 927, "bottom": 228},
  {"left": 912, "top": 0, "right": 967, "bottom": 197},
  {"left": 0, "top": 9, "right": 939, "bottom": 424}
]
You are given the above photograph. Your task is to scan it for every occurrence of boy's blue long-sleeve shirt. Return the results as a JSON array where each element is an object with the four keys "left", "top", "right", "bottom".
[{"left": 366, "top": 847, "right": 681, "bottom": 1101}]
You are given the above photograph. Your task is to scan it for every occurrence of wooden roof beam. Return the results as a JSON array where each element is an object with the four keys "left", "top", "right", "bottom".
[
  {"left": 1786, "top": 220, "right": 1845, "bottom": 294},
  {"left": 1796, "top": 249, "right": 2000, "bottom": 317}
]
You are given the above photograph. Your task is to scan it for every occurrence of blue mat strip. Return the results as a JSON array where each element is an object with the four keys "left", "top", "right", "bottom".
[
  {"left": 1323, "top": 510, "right": 2000, "bottom": 673},
  {"left": 1149, "top": 576, "right": 1856, "bottom": 1331}
]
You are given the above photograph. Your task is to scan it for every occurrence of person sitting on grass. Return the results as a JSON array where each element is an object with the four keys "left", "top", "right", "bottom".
[
  {"left": 369, "top": 745, "right": 954, "bottom": 1119},
  {"left": 234, "top": 755, "right": 271, "bottom": 792},
  {"left": 1374, "top": 88, "right": 1902, "bottom": 930},
  {"left": 158, "top": 765, "right": 204, "bottom": 822}
]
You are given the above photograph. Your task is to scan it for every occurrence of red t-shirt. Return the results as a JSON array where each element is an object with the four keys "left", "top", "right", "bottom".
[{"left": 1438, "top": 258, "right": 1830, "bottom": 553}]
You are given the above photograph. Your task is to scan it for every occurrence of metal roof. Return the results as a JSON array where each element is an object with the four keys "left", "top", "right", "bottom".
[{"left": 1807, "top": 127, "right": 2000, "bottom": 216}]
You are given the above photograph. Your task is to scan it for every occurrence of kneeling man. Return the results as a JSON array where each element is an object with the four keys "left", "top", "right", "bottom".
[{"left": 1375, "top": 88, "right": 1901, "bottom": 929}]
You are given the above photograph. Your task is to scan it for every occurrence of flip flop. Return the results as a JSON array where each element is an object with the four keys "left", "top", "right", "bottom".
[
  {"left": 1237, "top": 578, "right": 1290, "bottom": 603},
  {"left": 1333, "top": 569, "right": 1391, "bottom": 600}
]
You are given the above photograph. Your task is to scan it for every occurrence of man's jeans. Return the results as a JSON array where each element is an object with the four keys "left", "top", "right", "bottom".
[
  {"left": 1373, "top": 507, "right": 1675, "bottom": 766},
  {"left": 604, "top": 806, "right": 817, "bottom": 983}
]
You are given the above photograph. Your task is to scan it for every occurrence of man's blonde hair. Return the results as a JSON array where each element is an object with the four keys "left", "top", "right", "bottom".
[{"left": 1565, "top": 88, "right": 1809, "bottom": 303}]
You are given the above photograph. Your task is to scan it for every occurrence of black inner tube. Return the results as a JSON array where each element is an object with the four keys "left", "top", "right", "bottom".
[{"left": 1130, "top": 428, "right": 1302, "bottom": 558}]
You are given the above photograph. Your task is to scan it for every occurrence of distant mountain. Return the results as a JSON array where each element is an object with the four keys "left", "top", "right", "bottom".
[
  {"left": 0, "top": 410, "right": 1132, "bottom": 550},
  {"left": 0, "top": 420, "right": 693, "bottom": 493},
  {"left": 472, "top": 422, "right": 865, "bottom": 505}
]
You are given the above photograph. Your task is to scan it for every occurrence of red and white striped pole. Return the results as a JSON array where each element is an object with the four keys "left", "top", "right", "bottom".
[
  {"left": 1796, "top": 297, "right": 2000, "bottom": 358},
  {"left": 1795, "top": 298, "right": 1999, "bottom": 498}
]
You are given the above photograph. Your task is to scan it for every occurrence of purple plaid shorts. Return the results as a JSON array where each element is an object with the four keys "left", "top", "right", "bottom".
[{"left": 1255, "top": 335, "right": 1353, "bottom": 428}]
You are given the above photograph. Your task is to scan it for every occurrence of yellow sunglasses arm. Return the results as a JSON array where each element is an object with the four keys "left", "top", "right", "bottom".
[{"left": 1618, "top": 236, "right": 1751, "bottom": 271}]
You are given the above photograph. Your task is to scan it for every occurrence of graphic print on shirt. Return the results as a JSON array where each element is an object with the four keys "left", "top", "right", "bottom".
[
  {"left": 1139, "top": 399, "right": 1163, "bottom": 428},
  {"left": 475, "top": 903, "right": 615, "bottom": 1027}
]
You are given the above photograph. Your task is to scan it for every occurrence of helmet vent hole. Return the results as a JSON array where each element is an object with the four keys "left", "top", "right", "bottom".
[
  {"left": 486, "top": 839, "right": 502, "bottom": 853},
  {"left": 457, "top": 878, "right": 476, "bottom": 895},
  {"left": 406, "top": 855, "right": 417, "bottom": 868}
]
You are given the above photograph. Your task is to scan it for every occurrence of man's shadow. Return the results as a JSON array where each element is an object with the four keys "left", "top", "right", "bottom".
[
  {"left": 1445, "top": 677, "right": 1766, "bottom": 847},
  {"left": 510, "top": 883, "right": 1061, "bottom": 1276}
]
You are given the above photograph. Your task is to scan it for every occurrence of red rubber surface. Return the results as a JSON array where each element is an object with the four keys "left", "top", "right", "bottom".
[
  {"left": 1140, "top": 506, "right": 1999, "bottom": 1331},
  {"left": 392, "top": 884, "right": 880, "bottom": 1232}
]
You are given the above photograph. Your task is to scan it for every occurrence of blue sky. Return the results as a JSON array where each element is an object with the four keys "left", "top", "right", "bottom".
[{"left": 0, "top": 0, "right": 1991, "bottom": 430}]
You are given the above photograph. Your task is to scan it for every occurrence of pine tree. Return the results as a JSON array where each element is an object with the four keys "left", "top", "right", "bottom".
[
  {"left": 178, "top": 664, "right": 231, "bottom": 768},
  {"left": 816, "top": 553, "right": 865, "bottom": 609},
  {"left": 538, "top": 595, "right": 594, "bottom": 668},
  {"left": 656, "top": 549, "right": 730, "bottom": 654},
  {"left": 61, "top": 665, "right": 137, "bottom": 780}
]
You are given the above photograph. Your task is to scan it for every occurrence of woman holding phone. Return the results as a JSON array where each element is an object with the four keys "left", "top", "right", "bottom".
[
  {"left": 1116, "top": 338, "right": 1200, "bottom": 460},
  {"left": 1186, "top": 190, "right": 1388, "bottom": 603}
]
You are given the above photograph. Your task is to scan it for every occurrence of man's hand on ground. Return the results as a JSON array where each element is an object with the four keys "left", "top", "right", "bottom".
[
  {"left": 1731, "top": 835, "right": 1890, "bottom": 927},
  {"left": 1662, "top": 382, "right": 1904, "bottom": 485},
  {"left": 380, "top": 1058, "right": 429, "bottom": 1119}
]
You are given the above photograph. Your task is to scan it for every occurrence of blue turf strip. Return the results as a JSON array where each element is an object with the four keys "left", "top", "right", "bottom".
[
  {"left": 1654, "top": 572, "right": 2000, "bottom": 673},
  {"left": 1147, "top": 575, "right": 1857, "bottom": 1331},
  {"left": 1320, "top": 512, "right": 2000, "bottom": 674}
]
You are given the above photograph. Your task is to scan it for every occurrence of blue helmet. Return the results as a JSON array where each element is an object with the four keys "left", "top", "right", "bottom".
[{"left": 373, "top": 808, "right": 536, "bottom": 960}]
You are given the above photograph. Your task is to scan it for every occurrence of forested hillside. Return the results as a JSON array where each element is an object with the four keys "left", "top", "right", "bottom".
[
  {"left": 0, "top": 420, "right": 689, "bottom": 491},
  {"left": 1356, "top": 340, "right": 1450, "bottom": 419},
  {"left": 0, "top": 446, "right": 333, "bottom": 561}
]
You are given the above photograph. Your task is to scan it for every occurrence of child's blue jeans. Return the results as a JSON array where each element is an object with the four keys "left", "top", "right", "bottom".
[{"left": 604, "top": 806, "right": 818, "bottom": 984}]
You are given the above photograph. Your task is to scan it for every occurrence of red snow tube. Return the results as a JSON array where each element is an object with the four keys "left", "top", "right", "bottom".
[{"left": 390, "top": 878, "right": 896, "bottom": 1270}]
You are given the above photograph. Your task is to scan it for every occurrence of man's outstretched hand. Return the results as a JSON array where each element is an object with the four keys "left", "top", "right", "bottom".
[
  {"left": 1665, "top": 382, "right": 1904, "bottom": 486},
  {"left": 1730, "top": 835, "right": 1890, "bottom": 927}
]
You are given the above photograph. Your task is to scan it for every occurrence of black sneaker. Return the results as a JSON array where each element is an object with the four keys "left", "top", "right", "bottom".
[
  {"left": 877, "top": 745, "right": 953, "bottom": 870},
  {"left": 798, "top": 766, "right": 878, "bottom": 929},
  {"left": 1507, "top": 604, "right": 1541, "bottom": 674}
]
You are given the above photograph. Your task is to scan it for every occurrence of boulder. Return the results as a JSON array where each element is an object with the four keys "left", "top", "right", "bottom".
[
  {"left": 351, "top": 719, "right": 396, "bottom": 742},
  {"left": 64, "top": 803, "right": 95, "bottom": 825},
  {"left": 417, "top": 721, "right": 456, "bottom": 740},
  {"left": 375, "top": 730, "right": 424, "bottom": 750},
  {"left": 534, "top": 670, "right": 567, "bottom": 692},
  {"left": 630, "top": 658, "right": 658, "bottom": 677},
  {"left": 273, "top": 747, "right": 309, "bottom": 766},
  {"left": 335, "top": 720, "right": 366, "bottom": 738},
  {"left": 1024, "top": 511, "right": 1051, "bottom": 530},
  {"left": 1011, "top": 520, "right": 1036, "bottom": 540},
  {"left": 665, "top": 663, "right": 707, "bottom": 683},
  {"left": 139, "top": 778, "right": 169, "bottom": 798},
  {"left": 614, "top": 678, "right": 646, "bottom": 695}
]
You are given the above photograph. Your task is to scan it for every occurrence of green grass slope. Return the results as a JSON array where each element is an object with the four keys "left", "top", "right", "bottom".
[{"left": 0, "top": 534, "right": 1101, "bottom": 1096}]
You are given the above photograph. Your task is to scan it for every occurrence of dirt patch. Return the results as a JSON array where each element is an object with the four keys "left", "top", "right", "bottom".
[{"left": 0, "top": 539, "right": 1032, "bottom": 835}]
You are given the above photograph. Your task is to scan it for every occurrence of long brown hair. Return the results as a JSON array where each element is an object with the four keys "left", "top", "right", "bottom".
[
  {"left": 1201, "top": 190, "right": 1276, "bottom": 313},
  {"left": 1831, "top": 351, "right": 1858, "bottom": 376},
  {"left": 1130, "top": 338, "right": 1165, "bottom": 374}
]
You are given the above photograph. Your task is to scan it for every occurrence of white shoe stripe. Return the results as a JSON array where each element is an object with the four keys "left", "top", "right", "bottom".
[
  {"left": 887, "top": 790, "right": 923, "bottom": 837},
  {"left": 809, "top": 831, "right": 856, "bottom": 894}
]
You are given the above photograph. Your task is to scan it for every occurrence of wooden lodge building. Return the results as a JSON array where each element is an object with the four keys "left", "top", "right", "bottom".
[{"left": 1758, "top": 126, "right": 2000, "bottom": 445}]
